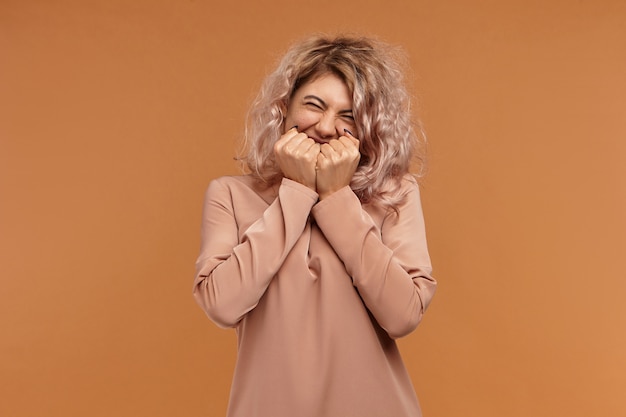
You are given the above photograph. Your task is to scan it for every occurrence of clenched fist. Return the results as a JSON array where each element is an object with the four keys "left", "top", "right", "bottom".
[
  {"left": 273, "top": 127, "right": 321, "bottom": 191},
  {"left": 316, "top": 131, "right": 361, "bottom": 200}
]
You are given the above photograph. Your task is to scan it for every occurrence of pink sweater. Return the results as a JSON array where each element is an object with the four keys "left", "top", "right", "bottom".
[{"left": 193, "top": 175, "right": 437, "bottom": 417}]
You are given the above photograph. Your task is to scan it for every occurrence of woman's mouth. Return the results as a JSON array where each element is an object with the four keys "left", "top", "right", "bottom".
[{"left": 310, "top": 137, "right": 329, "bottom": 144}]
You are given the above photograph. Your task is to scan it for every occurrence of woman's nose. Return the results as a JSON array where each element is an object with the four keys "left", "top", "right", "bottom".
[{"left": 315, "top": 113, "right": 340, "bottom": 139}]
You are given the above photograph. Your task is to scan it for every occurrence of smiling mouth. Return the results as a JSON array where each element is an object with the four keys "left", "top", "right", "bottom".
[{"left": 311, "top": 137, "right": 329, "bottom": 144}]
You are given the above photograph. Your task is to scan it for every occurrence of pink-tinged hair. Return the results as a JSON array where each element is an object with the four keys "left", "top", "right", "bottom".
[{"left": 239, "top": 34, "right": 427, "bottom": 210}]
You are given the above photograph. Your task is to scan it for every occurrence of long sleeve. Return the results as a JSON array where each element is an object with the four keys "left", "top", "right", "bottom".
[
  {"left": 311, "top": 177, "right": 436, "bottom": 339},
  {"left": 193, "top": 177, "right": 318, "bottom": 328}
]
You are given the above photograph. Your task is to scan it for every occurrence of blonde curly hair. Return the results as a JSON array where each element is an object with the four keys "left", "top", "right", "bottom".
[{"left": 239, "top": 34, "right": 426, "bottom": 209}]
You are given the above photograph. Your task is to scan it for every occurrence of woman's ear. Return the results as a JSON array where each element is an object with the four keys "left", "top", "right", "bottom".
[{"left": 278, "top": 100, "right": 288, "bottom": 119}]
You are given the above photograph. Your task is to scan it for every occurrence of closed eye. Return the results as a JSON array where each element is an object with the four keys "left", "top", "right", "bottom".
[
  {"left": 303, "top": 95, "right": 326, "bottom": 110},
  {"left": 305, "top": 101, "right": 323, "bottom": 110}
]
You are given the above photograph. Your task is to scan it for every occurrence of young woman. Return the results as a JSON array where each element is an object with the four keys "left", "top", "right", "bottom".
[{"left": 193, "top": 34, "right": 437, "bottom": 417}]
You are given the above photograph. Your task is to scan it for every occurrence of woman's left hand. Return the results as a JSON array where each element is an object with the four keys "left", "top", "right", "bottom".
[{"left": 316, "top": 132, "right": 361, "bottom": 200}]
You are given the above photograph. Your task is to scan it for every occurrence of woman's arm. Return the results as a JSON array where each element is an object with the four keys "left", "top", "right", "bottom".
[
  {"left": 193, "top": 177, "right": 318, "bottom": 328},
  {"left": 311, "top": 178, "right": 437, "bottom": 339}
]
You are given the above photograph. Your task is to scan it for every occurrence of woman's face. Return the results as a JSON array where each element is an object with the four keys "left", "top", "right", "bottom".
[{"left": 283, "top": 73, "right": 357, "bottom": 144}]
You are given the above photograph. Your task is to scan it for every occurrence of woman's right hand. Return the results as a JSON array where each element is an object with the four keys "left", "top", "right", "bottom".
[{"left": 273, "top": 127, "right": 320, "bottom": 191}]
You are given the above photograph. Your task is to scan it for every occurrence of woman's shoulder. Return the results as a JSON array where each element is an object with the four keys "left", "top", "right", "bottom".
[
  {"left": 207, "top": 174, "right": 278, "bottom": 203},
  {"left": 210, "top": 174, "right": 253, "bottom": 187},
  {"left": 394, "top": 173, "right": 421, "bottom": 199}
]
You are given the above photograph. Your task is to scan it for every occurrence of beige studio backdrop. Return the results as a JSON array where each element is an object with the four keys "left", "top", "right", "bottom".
[{"left": 1, "top": 0, "right": 625, "bottom": 416}]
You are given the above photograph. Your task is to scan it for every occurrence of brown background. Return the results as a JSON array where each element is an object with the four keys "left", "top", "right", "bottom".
[{"left": 1, "top": 0, "right": 625, "bottom": 416}]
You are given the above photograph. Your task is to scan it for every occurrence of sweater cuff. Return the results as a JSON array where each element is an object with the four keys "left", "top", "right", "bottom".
[
  {"left": 311, "top": 185, "right": 360, "bottom": 220},
  {"left": 280, "top": 177, "right": 319, "bottom": 202}
]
